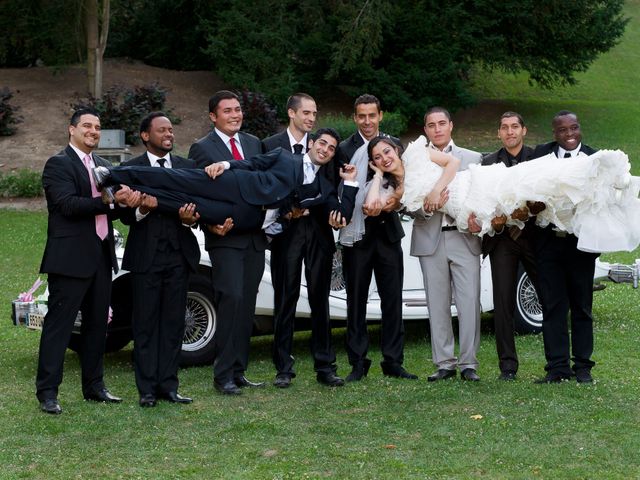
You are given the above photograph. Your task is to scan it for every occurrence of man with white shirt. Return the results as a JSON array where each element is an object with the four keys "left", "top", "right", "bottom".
[
  {"left": 412, "top": 106, "right": 483, "bottom": 382},
  {"left": 531, "top": 111, "right": 598, "bottom": 384},
  {"left": 262, "top": 93, "right": 317, "bottom": 158},
  {"left": 120, "top": 112, "right": 200, "bottom": 407},
  {"left": 267, "top": 128, "right": 359, "bottom": 388},
  {"left": 188, "top": 90, "right": 265, "bottom": 395}
]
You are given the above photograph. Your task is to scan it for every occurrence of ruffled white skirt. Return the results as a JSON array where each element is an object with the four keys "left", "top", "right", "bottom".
[{"left": 402, "top": 135, "right": 640, "bottom": 253}]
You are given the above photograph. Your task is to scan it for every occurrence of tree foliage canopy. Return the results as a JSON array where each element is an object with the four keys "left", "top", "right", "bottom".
[{"left": 0, "top": 0, "right": 628, "bottom": 119}]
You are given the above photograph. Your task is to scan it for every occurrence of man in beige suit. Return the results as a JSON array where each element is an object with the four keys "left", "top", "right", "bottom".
[{"left": 410, "top": 106, "right": 482, "bottom": 382}]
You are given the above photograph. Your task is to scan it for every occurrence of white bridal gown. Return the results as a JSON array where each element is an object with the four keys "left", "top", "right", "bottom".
[{"left": 402, "top": 135, "right": 640, "bottom": 253}]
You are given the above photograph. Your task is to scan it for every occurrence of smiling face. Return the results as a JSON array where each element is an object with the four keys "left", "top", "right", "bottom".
[
  {"left": 289, "top": 98, "right": 317, "bottom": 136},
  {"left": 498, "top": 116, "right": 527, "bottom": 153},
  {"left": 553, "top": 113, "right": 582, "bottom": 151},
  {"left": 354, "top": 102, "right": 383, "bottom": 141},
  {"left": 69, "top": 114, "right": 101, "bottom": 154},
  {"left": 210, "top": 98, "right": 243, "bottom": 136},
  {"left": 308, "top": 133, "right": 337, "bottom": 165},
  {"left": 370, "top": 139, "right": 401, "bottom": 173},
  {"left": 424, "top": 112, "right": 453, "bottom": 150},
  {"left": 142, "top": 116, "right": 174, "bottom": 157}
]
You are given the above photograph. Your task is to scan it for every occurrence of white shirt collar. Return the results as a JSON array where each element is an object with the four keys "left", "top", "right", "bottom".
[
  {"left": 215, "top": 128, "right": 243, "bottom": 154},
  {"left": 358, "top": 130, "right": 379, "bottom": 145},
  {"left": 557, "top": 143, "right": 582, "bottom": 158},
  {"left": 69, "top": 144, "right": 92, "bottom": 163},
  {"left": 429, "top": 139, "right": 454, "bottom": 153},
  {"left": 287, "top": 128, "right": 308, "bottom": 153},
  {"left": 147, "top": 151, "right": 172, "bottom": 168}
]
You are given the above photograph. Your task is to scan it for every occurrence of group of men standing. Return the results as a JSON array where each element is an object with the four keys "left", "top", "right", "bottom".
[{"left": 35, "top": 89, "right": 598, "bottom": 414}]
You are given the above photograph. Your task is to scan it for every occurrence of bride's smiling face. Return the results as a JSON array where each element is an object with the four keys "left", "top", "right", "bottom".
[{"left": 371, "top": 141, "right": 401, "bottom": 172}]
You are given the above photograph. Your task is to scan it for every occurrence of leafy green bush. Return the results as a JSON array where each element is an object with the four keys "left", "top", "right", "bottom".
[
  {"left": 71, "top": 83, "right": 180, "bottom": 145},
  {"left": 317, "top": 111, "right": 408, "bottom": 140},
  {"left": 0, "top": 87, "right": 22, "bottom": 136},
  {"left": 0, "top": 169, "right": 42, "bottom": 197},
  {"left": 236, "top": 90, "right": 279, "bottom": 138}
]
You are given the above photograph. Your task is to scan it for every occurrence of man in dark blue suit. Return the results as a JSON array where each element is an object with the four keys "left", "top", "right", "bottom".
[
  {"left": 262, "top": 93, "right": 317, "bottom": 157},
  {"left": 119, "top": 112, "right": 200, "bottom": 407},
  {"left": 36, "top": 108, "right": 138, "bottom": 414},
  {"left": 532, "top": 111, "right": 598, "bottom": 384},
  {"left": 188, "top": 90, "right": 266, "bottom": 395},
  {"left": 265, "top": 128, "right": 359, "bottom": 388}
]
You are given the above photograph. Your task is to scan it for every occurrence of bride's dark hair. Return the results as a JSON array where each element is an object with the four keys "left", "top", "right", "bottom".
[{"left": 367, "top": 136, "right": 403, "bottom": 189}]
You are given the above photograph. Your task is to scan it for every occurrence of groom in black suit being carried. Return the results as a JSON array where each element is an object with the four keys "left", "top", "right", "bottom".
[{"left": 532, "top": 111, "right": 598, "bottom": 384}]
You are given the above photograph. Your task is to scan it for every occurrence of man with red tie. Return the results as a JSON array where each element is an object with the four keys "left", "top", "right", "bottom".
[
  {"left": 36, "top": 108, "right": 138, "bottom": 414},
  {"left": 188, "top": 91, "right": 266, "bottom": 395}
]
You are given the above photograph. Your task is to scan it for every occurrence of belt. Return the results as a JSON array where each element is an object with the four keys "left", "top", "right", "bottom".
[{"left": 441, "top": 226, "right": 457, "bottom": 231}]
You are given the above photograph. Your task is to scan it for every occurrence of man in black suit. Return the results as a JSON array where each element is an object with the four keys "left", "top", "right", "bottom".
[
  {"left": 188, "top": 90, "right": 266, "bottom": 395},
  {"left": 266, "top": 128, "right": 358, "bottom": 388},
  {"left": 120, "top": 112, "right": 200, "bottom": 407},
  {"left": 263, "top": 93, "right": 317, "bottom": 157},
  {"left": 480, "top": 112, "right": 538, "bottom": 381},
  {"left": 336, "top": 94, "right": 417, "bottom": 382},
  {"left": 531, "top": 111, "right": 598, "bottom": 384},
  {"left": 36, "top": 108, "right": 138, "bottom": 414}
]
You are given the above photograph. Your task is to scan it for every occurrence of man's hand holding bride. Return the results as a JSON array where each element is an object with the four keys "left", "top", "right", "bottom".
[{"left": 422, "top": 187, "right": 449, "bottom": 213}]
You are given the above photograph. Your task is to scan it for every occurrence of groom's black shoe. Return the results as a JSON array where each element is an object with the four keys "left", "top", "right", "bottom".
[{"left": 92, "top": 166, "right": 112, "bottom": 190}]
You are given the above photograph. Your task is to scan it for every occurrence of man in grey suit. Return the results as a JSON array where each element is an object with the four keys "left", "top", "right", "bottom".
[
  {"left": 188, "top": 90, "right": 266, "bottom": 395},
  {"left": 410, "top": 106, "right": 482, "bottom": 382}
]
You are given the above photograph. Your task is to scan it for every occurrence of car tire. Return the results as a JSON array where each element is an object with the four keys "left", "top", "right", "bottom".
[
  {"left": 513, "top": 265, "right": 543, "bottom": 334},
  {"left": 179, "top": 274, "right": 217, "bottom": 367}
]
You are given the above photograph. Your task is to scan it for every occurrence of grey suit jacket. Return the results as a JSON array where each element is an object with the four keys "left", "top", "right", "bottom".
[{"left": 410, "top": 142, "right": 482, "bottom": 257}]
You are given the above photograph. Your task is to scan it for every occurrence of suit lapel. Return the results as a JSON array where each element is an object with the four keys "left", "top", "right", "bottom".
[{"left": 207, "top": 131, "right": 233, "bottom": 161}]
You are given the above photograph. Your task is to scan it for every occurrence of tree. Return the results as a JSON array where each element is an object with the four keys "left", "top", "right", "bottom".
[{"left": 85, "top": 0, "right": 110, "bottom": 97}]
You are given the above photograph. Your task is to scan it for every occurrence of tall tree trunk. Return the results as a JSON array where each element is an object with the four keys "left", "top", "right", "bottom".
[{"left": 85, "top": 0, "right": 110, "bottom": 97}]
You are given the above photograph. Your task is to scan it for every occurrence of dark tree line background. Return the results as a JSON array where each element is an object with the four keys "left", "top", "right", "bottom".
[{"left": 0, "top": 0, "right": 628, "bottom": 120}]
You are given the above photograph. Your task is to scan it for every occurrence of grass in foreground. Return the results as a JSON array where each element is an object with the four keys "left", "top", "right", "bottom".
[{"left": 1, "top": 211, "right": 640, "bottom": 479}]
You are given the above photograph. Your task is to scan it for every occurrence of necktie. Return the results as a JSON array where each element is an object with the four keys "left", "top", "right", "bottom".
[
  {"left": 293, "top": 144, "right": 304, "bottom": 155},
  {"left": 157, "top": 158, "right": 166, "bottom": 168},
  {"left": 229, "top": 137, "right": 243, "bottom": 160},
  {"left": 564, "top": 152, "right": 572, "bottom": 158},
  {"left": 303, "top": 160, "right": 315, "bottom": 184},
  {"left": 82, "top": 154, "right": 108, "bottom": 240}
]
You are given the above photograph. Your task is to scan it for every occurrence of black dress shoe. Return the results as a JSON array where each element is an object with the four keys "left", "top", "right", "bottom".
[
  {"left": 40, "top": 398, "right": 62, "bottom": 415},
  {"left": 159, "top": 391, "right": 193, "bottom": 403},
  {"left": 139, "top": 394, "right": 157, "bottom": 408},
  {"left": 345, "top": 359, "right": 372, "bottom": 382},
  {"left": 317, "top": 372, "right": 345, "bottom": 387},
  {"left": 575, "top": 369, "right": 593, "bottom": 384},
  {"left": 273, "top": 373, "right": 292, "bottom": 388},
  {"left": 382, "top": 365, "right": 419, "bottom": 380},
  {"left": 461, "top": 368, "right": 480, "bottom": 381},
  {"left": 498, "top": 371, "right": 517, "bottom": 381},
  {"left": 427, "top": 369, "right": 457, "bottom": 382},
  {"left": 92, "top": 166, "right": 111, "bottom": 190},
  {"left": 214, "top": 380, "right": 242, "bottom": 395},
  {"left": 84, "top": 388, "right": 123, "bottom": 403},
  {"left": 234, "top": 376, "right": 265, "bottom": 388},
  {"left": 534, "top": 373, "right": 571, "bottom": 384}
]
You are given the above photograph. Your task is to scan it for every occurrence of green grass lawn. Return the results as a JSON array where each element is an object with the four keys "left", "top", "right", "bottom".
[{"left": 1, "top": 208, "right": 640, "bottom": 480}]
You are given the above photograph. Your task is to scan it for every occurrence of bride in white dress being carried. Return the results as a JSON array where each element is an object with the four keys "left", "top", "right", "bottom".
[{"left": 365, "top": 135, "right": 640, "bottom": 253}]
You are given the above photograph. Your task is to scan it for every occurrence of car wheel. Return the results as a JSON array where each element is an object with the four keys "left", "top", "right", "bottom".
[
  {"left": 514, "top": 266, "right": 543, "bottom": 334},
  {"left": 68, "top": 274, "right": 133, "bottom": 353},
  {"left": 180, "top": 275, "right": 217, "bottom": 367}
]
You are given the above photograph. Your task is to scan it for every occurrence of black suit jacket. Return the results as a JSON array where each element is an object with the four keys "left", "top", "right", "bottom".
[
  {"left": 188, "top": 129, "right": 266, "bottom": 251},
  {"left": 336, "top": 131, "right": 405, "bottom": 245},
  {"left": 40, "top": 145, "right": 121, "bottom": 277},
  {"left": 481, "top": 145, "right": 535, "bottom": 256},
  {"left": 119, "top": 153, "right": 200, "bottom": 273},
  {"left": 263, "top": 130, "right": 335, "bottom": 185}
]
